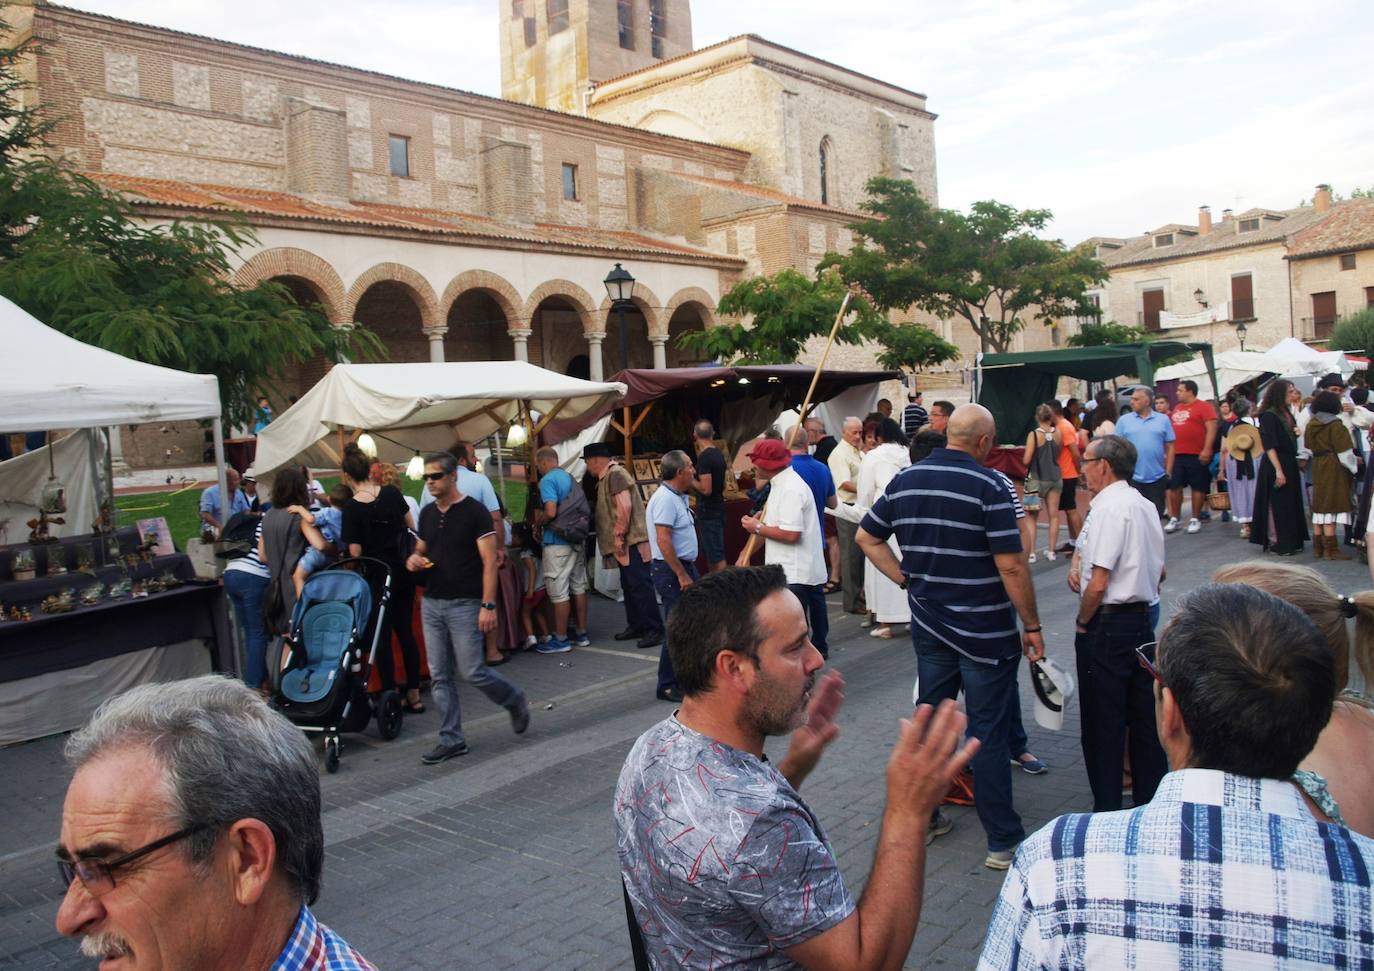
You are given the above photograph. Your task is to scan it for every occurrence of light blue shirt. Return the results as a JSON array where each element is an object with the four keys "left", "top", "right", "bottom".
[
  {"left": 646, "top": 483, "right": 697, "bottom": 562},
  {"left": 199, "top": 484, "right": 250, "bottom": 525},
  {"left": 1116, "top": 410, "right": 1175, "bottom": 484},
  {"left": 313, "top": 506, "right": 342, "bottom": 545},
  {"left": 538, "top": 467, "right": 576, "bottom": 547},
  {"left": 419, "top": 467, "right": 500, "bottom": 514}
]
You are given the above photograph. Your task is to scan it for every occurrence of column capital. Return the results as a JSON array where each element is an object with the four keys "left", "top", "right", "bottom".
[
  {"left": 423, "top": 326, "right": 449, "bottom": 339},
  {"left": 586, "top": 331, "right": 607, "bottom": 343},
  {"left": 507, "top": 327, "right": 533, "bottom": 339},
  {"left": 648, "top": 334, "right": 669, "bottom": 346}
]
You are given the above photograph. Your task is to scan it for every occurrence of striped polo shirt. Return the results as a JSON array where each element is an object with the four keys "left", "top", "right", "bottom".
[{"left": 860, "top": 448, "right": 1023, "bottom": 663}]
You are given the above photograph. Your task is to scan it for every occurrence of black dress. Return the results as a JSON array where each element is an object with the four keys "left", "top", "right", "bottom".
[
  {"left": 341, "top": 485, "right": 421, "bottom": 691},
  {"left": 1249, "top": 410, "right": 1308, "bottom": 554}
]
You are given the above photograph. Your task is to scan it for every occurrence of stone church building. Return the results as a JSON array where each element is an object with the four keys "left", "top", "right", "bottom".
[{"left": 9, "top": 0, "right": 993, "bottom": 466}]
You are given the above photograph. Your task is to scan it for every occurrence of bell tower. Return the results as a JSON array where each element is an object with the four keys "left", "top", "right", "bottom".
[{"left": 500, "top": 0, "right": 693, "bottom": 114}]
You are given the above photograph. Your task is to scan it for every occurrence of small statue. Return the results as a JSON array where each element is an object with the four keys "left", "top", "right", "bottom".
[{"left": 26, "top": 512, "right": 64, "bottom": 544}]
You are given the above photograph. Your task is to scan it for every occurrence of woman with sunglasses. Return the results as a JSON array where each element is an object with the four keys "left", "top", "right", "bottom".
[{"left": 1212, "top": 560, "right": 1374, "bottom": 838}]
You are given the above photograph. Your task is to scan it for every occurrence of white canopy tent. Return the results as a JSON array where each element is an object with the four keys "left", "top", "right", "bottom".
[
  {"left": 1155, "top": 339, "right": 1357, "bottom": 398},
  {"left": 252, "top": 361, "right": 628, "bottom": 475}
]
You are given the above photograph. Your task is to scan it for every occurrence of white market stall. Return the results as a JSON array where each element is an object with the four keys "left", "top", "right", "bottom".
[
  {"left": 1155, "top": 338, "right": 1358, "bottom": 399},
  {"left": 0, "top": 296, "right": 231, "bottom": 744}
]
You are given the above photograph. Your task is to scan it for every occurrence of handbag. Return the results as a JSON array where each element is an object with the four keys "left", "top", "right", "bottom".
[{"left": 1207, "top": 491, "right": 1231, "bottom": 511}]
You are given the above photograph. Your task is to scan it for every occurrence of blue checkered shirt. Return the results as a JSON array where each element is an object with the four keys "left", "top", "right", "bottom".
[
  {"left": 978, "top": 769, "right": 1374, "bottom": 969},
  {"left": 271, "top": 905, "right": 376, "bottom": 971}
]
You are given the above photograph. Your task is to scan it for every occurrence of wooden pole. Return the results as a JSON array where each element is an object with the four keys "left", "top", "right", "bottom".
[{"left": 738, "top": 291, "right": 853, "bottom": 564}]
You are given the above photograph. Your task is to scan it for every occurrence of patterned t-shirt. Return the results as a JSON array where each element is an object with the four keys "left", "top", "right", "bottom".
[{"left": 614, "top": 716, "right": 856, "bottom": 969}]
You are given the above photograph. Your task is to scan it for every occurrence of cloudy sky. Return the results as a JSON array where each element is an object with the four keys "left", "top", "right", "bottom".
[{"left": 61, "top": 0, "right": 1374, "bottom": 243}]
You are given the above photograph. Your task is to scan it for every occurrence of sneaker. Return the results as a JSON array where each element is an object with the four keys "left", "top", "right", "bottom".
[
  {"left": 1043, "top": 548, "right": 1056, "bottom": 562},
  {"left": 523, "top": 635, "right": 538, "bottom": 651},
  {"left": 509, "top": 699, "right": 530, "bottom": 735},
  {"left": 421, "top": 741, "right": 469, "bottom": 765},
  {"left": 1200, "top": 509, "right": 1212, "bottom": 521},
  {"left": 1010, "top": 755, "right": 1049, "bottom": 775},
  {"left": 1164, "top": 517, "right": 1179, "bottom": 533},
  {"left": 927, "top": 810, "right": 954, "bottom": 845},
  {"left": 571, "top": 628, "right": 591, "bottom": 647},
  {"left": 1027, "top": 551, "right": 1037, "bottom": 564},
  {"left": 1186, "top": 518, "right": 1201, "bottom": 534},
  {"left": 984, "top": 849, "right": 1016, "bottom": 870},
  {"left": 536, "top": 636, "right": 572, "bottom": 654}
]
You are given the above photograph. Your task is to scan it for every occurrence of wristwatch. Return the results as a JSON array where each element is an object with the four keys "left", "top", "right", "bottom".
[
  {"left": 480, "top": 601, "right": 497, "bottom": 610},
  {"left": 899, "top": 577, "right": 909, "bottom": 591},
  {"left": 753, "top": 522, "right": 763, "bottom": 536}
]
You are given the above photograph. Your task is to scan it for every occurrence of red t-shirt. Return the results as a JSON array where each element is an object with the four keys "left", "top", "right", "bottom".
[{"left": 1170, "top": 399, "right": 1217, "bottom": 455}]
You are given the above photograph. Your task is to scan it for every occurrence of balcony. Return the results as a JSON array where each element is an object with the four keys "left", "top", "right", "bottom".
[{"left": 1300, "top": 314, "right": 1342, "bottom": 342}]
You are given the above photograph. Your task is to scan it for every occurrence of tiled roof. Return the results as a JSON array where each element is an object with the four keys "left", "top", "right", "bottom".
[
  {"left": 1286, "top": 199, "right": 1374, "bottom": 259},
  {"left": 669, "top": 172, "right": 866, "bottom": 218},
  {"left": 1096, "top": 204, "right": 1334, "bottom": 269},
  {"left": 88, "top": 173, "right": 740, "bottom": 264}
]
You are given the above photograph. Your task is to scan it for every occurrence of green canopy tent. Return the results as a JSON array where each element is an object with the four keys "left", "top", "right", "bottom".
[{"left": 974, "top": 341, "right": 1218, "bottom": 444}]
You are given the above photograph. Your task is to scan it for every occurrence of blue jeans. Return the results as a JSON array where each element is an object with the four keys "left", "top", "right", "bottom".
[
  {"left": 911, "top": 629, "right": 1025, "bottom": 852},
  {"left": 652, "top": 559, "right": 699, "bottom": 693},
  {"left": 788, "top": 582, "right": 829, "bottom": 659},
  {"left": 619, "top": 545, "right": 663, "bottom": 636},
  {"left": 224, "top": 569, "right": 270, "bottom": 688},
  {"left": 421, "top": 597, "right": 525, "bottom": 747}
]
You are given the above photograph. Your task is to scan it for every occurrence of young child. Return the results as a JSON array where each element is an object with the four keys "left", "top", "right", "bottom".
[
  {"left": 511, "top": 521, "right": 550, "bottom": 649},
  {"left": 290, "top": 483, "right": 352, "bottom": 596}
]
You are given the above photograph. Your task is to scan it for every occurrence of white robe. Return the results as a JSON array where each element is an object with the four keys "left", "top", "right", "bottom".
[{"left": 857, "top": 443, "right": 911, "bottom": 624}]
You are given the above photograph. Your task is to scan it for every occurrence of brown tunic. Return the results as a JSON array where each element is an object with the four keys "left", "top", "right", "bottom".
[
  {"left": 594, "top": 463, "right": 650, "bottom": 568},
  {"left": 1304, "top": 416, "right": 1354, "bottom": 515}
]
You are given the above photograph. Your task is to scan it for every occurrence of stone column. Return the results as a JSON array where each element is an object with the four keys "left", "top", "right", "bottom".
[
  {"left": 107, "top": 425, "right": 130, "bottom": 475},
  {"left": 509, "top": 327, "right": 533, "bottom": 363},
  {"left": 424, "top": 326, "right": 448, "bottom": 363},
  {"left": 586, "top": 332, "right": 607, "bottom": 382},
  {"left": 650, "top": 335, "right": 669, "bottom": 370}
]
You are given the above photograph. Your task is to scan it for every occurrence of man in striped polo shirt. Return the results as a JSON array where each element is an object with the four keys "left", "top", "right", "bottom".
[{"left": 858, "top": 404, "right": 1045, "bottom": 870}]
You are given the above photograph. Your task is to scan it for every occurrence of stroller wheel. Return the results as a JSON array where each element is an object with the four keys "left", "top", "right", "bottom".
[
  {"left": 324, "top": 736, "right": 341, "bottom": 773},
  {"left": 377, "top": 689, "right": 404, "bottom": 741}
]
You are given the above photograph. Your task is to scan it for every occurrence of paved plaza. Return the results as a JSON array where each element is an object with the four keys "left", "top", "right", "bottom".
[{"left": 3, "top": 525, "right": 1368, "bottom": 970}]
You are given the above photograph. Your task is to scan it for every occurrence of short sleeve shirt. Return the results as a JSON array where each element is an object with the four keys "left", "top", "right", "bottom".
[
  {"left": 419, "top": 467, "right": 499, "bottom": 513},
  {"left": 694, "top": 446, "right": 727, "bottom": 515},
  {"left": 416, "top": 495, "right": 494, "bottom": 600},
  {"left": 646, "top": 483, "right": 698, "bottom": 562},
  {"left": 615, "top": 716, "right": 856, "bottom": 969},
  {"left": 788, "top": 453, "right": 836, "bottom": 535},
  {"left": 1116, "top": 411, "right": 1176, "bottom": 483},
  {"left": 538, "top": 467, "right": 575, "bottom": 546},
  {"left": 1170, "top": 398, "right": 1217, "bottom": 455},
  {"left": 1056, "top": 419, "right": 1080, "bottom": 479},
  {"left": 339, "top": 486, "right": 410, "bottom": 567},
  {"left": 762, "top": 466, "right": 828, "bottom": 587},
  {"left": 199, "top": 485, "right": 249, "bottom": 524}
]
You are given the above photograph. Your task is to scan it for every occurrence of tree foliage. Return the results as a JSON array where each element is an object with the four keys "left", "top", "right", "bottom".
[
  {"left": 820, "top": 177, "right": 1108, "bottom": 353},
  {"left": 870, "top": 320, "right": 961, "bottom": 374},
  {"left": 676, "top": 269, "right": 883, "bottom": 364},
  {"left": 1067, "top": 320, "right": 1151, "bottom": 347},
  {"left": 0, "top": 17, "right": 381, "bottom": 428},
  {"left": 1329, "top": 308, "right": 1374, "bottom": 356}
]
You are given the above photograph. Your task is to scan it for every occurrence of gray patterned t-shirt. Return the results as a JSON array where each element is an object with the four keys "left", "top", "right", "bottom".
[{"left": 614, "top": 716, "right": 856, "bottom": 969}]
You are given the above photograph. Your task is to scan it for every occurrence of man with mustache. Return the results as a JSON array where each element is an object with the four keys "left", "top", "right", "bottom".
[
  {"left": 55, "top": 676, "right": 373, "bottom": 970},
  {"left": 615, "top": 565, "right": 977, "bottom": 969}
]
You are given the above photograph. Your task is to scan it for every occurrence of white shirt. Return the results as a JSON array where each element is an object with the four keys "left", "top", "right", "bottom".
[
  {"left": 761, "top": 466, "right": 827, "bottom": 586},
  {"left": 1077, "top": 479, "right": 1164, "bottom": 605},
  {"left": 827, "top": 439, "right": 862, "bottom": 504}
]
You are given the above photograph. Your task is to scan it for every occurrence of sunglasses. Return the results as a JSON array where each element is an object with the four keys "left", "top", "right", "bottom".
[
  {"left": 423, "top": 471, "right": 449, "bottom": 482},
  {"left": 1135, "top": 640, "right": 1164, "bottom": 685},
  {"left": 58, "top": 824, "right": 208, "bottom": 896}
]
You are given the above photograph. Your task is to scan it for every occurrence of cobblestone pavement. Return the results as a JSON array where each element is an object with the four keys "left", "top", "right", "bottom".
[{"left": 3, "top": 524, "right": 1368, "bottom": 969}]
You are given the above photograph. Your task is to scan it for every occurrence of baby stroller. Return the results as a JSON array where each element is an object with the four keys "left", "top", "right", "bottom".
[{"left": 273, "top": 557, "right": 403, "bottom": 772}]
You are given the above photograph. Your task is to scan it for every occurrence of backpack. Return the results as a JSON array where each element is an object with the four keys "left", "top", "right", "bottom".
[{"left": 547, "top": 484, "right": 591, "bottom": 545}]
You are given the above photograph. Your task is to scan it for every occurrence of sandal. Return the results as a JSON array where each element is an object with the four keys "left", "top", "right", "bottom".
[
  {"left": 869, "top": 626, "right": 893, "bottom": 639},
  {"left": 485, "top": 654, "right": 508, "bottom": 666},
  {"left": 403, "top": 700, "right": 426, "bottom": 714},
  {"left": 822, "top": 580, "right": 842, "bottom": 594}
]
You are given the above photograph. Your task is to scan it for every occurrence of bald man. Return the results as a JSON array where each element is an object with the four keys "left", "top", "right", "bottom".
[{"left": 857, "top": 404, "right": 1044, "bottom": 870}]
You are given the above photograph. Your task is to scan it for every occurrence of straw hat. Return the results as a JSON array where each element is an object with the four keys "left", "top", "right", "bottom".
[{"left": 1225, "top": 423, "right": 1260, "bottom": 460}]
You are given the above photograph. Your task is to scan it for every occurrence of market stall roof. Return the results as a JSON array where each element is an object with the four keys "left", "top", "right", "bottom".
[
  {"left": 975, "top": 341, "right": 1217, "bottom": 444},
  {"left": 1, "top": 295, "right": 221, "bottom": 431},
  {"left": 252, "top": 361, "right": 627, "bottom": 474}
]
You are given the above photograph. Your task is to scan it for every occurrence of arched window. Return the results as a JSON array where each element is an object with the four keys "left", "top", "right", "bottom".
[{"left": 819, "top": 137, "right": 835, "bottom": 206}]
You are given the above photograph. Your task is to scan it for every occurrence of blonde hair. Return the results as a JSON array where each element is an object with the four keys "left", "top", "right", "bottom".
[
  {"left": 1211, "top": 561, "right": 1374, "bottom": 693},
  {"left": 376, "top": 463, "right": 403, "bottom": 490}
]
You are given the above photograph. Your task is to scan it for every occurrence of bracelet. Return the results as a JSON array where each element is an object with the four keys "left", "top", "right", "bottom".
[
  {"left": 754, "top": 523, "right": 763, "bottom": 536},
  {"left": 1023, "top": 625, "right": 1042, "bottom": 634},
  {"left": 480, "top": 602, "right": 496, "bottom": 610}
]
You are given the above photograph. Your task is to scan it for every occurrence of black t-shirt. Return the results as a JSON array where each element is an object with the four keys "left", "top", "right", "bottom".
[
  {"left": 813, "top": 435, "right": 838, "bottom": 467},
  {"left": 416, "top": 495, "right": 494, "bottom": 600},
  {"left": 340, "top": 485, "right": 410, "bottom": 567},
  {"left": 695, "top": 446, "right": 727, "bottom": 515}
]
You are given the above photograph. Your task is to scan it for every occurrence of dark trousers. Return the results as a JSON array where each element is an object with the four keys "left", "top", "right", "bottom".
[
  {"left": 912, "top": 630, "right": 1025, "bottom": 852},
  {"left": 1074, "top": 610, "right": 1168, "bottom": 812},
  {"left": 652, "top": 559, "right": 699, "bottom": 693},
  {"left": 788, "top": 582, "right": 830, "bottom": 659},
  {"left": 836, "top": 516, "right": 865, "bottom": 612},
  {"left": 375, "top": 573, "right": 421, "bottom": 692},
  {"left": 619, "top": 545, "right": 663, "bottom": 636}
]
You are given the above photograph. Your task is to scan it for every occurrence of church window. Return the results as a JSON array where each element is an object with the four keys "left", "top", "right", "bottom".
[
  {"left": 388, "top": 135, "right": 410, "bottom": 178},
  {"left": 548, "top": 0, "right": 569, "bottom": 35},
  {"left": 512, "top": 1, "right": 536, "bottom": 47},
  {"left": 819, "top": 137, "right": 835, "bottom": 206},
  {"left": 618, "top": 0, "right": 635, "bottom": 50},
  {"left": 562, "top": 162, "right": 578, "bottom": 201},
  {"left": 649, "top": 0, "right": 667, "bottom": 58}
]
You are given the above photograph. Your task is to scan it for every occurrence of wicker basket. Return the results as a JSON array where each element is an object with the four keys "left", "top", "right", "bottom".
[{"left": 1207, "top": 491, "right": 1231, "bottom": 512}]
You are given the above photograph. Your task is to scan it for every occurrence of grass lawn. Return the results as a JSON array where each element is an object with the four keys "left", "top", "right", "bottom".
[{"left": 115, "top": 474, "right": 524, "bottom": 549}]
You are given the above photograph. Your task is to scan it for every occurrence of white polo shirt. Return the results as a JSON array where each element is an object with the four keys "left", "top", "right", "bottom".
[
  {"left": 1078, "top": 479, "right": 1165, "bottom": 605},
  {"left": 761, "top": 466, "right": 827, "bottom": 587}
]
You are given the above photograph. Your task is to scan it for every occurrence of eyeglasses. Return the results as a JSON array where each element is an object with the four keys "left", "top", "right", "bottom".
[
  {"left": 1135, "top": 640, "right": 1164, "bottom": 685},
  {"left": 57, "top": 824, "right": 208, "bottom": 896},
  {"left": 1082, "top": 457, "right": 1105, "bottom": 465},
  {"left": 422, "top": 471, "right": 449, "bottom": 482}
]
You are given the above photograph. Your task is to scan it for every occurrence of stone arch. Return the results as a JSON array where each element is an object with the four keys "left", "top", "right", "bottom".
[
  {"left": 663, "top": 286, "right": 719, "bottom": 330},
  {"left": 438, "top": 269, "right": 523, "bottom": 326},
  {"left": 231, "top": 247, "right": 348, "bottom": 323},
  {"left": 598, "top": 282, "right": 663, "bottom": 337},
  {"left": 522, "top": 279, "right": 598, "bottom": 333},
  {"left": 346, "top": 262, "right": 440, "bottom": 328}
]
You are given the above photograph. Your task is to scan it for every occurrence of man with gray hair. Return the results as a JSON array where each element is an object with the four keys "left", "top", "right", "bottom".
[
  {"left": 646, "top": 449, "right": 699, "bottom": 702},
  {"left": 1116, "top": 385, "right": 1175, "bottom": 516},
  {"left": 55, "top": 675, "right": 374, "bottom": 969},
  {"left": 1070, "top": 434, "right": 1167, "bottom": 811}
]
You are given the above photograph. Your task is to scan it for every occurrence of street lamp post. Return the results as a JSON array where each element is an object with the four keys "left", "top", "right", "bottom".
[
  {"left": 603, "top": 262, "right": 637, "bottom": 372},
  {"left": 1235, "top": 320, "right": 1248, "bottom": 353}
]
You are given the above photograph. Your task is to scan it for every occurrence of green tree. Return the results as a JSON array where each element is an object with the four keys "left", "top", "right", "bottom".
[
  {"left": 821, "top": 177, "right": 1108, "bottom": 353},
  {"left": 0, "top": 16, "right": 380, "bottom": 428},
  {"left": 1067, "top": 320, "right": 1150, "bottom": 347},
  {"left": 870, "top": 320, "right": 961, "bottom": 375},
  {"left": 1329, "top": 308, "right": 1374, "bottom": 355},
  {"left": 676, "top": 269, "right": 882, "bottom": 364}
]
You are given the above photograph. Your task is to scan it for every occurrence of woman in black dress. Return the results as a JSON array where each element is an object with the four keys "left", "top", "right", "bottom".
[
  {"left": 339, "top": 444, "right": 425, "bottom": 712},
  {"left": 1250, "top": 379, "right": 1308, "bottom": 556}
]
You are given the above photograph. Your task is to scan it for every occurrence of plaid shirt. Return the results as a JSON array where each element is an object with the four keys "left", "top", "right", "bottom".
[
  {"left": 271, "top": 905, "right": 376, "bottom": 971},
  {"left": 979, "top": 769, "right": 1374, "bottom": 969}
]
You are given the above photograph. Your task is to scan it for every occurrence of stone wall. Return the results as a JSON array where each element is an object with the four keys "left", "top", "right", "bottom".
[{"left": 1288, "top": 248, "right": 1374, "bottom": 340}]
